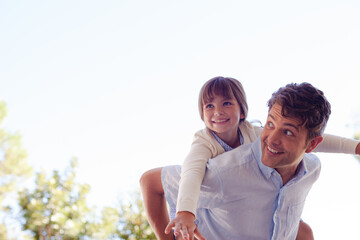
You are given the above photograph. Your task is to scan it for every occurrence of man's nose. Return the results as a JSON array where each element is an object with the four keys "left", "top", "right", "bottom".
[{"left": 267, "top": 130, "right": 282, "bottom": 145}]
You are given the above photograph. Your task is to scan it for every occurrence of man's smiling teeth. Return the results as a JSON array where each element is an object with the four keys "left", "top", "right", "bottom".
[{"left": 267, "top": 146, "right": 281, "bottom": 154}]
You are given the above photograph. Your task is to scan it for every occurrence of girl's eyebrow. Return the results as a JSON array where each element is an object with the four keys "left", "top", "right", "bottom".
[
  {"left": 221, "top": 96, "right": 235, "bottom": 101},
  {"left": 204, "top": 98, "right": 213, "bottom": 104}
]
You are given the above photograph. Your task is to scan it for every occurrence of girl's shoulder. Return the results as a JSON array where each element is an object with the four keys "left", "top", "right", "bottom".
[
  {"left": 193, "top": 127, "right": 216, "bottom": 142},
  {"left": 239, "top": 120, "right": 263, "bottom": 143},
  {"left": 192, "top": 128, "right": 224, "bottom": 155}
]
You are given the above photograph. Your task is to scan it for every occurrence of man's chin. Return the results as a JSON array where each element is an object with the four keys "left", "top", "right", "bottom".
[{"left": 261, "top": 155, "right": 280, "bottom": 168}]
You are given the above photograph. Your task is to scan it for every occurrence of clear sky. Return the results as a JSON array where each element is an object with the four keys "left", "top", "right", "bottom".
[{"left": 1, "top": 0, "right": 360, "bottom": 239}]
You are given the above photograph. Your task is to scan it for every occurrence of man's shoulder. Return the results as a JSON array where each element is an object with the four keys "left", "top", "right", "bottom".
[
  {"left": 303, "top": 152, "right": 321, "bottom": 172},
  {"left": 207, "top": 141, "right": 256, "bottom": 170}
]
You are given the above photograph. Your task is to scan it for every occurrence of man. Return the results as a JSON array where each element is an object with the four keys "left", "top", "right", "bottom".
[{"left": 140, "top": 82, "right": 331, "bottom": 240}]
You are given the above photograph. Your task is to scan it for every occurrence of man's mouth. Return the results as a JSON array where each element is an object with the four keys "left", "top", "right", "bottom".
[{"left": 267, "top": 145, "right": 283, "bottom": 154}]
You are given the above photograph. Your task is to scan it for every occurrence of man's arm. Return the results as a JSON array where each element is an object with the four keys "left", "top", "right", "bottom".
[{"left": 140, "top": 167, "right": 174, "bottom": 240}]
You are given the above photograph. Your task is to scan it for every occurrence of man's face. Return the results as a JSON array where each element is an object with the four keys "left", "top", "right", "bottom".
[{"left": 260, "top": 103, "right": 320, "bottom": 182}]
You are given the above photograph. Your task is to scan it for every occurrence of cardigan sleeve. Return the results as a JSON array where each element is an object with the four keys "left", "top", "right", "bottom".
[
  {"left": 240, "top": 120, "right": 260, "bottom": 144},
  {"left": 314, "top": 133, "right": 360, "bottom": 154},
  {"left": 177, "top": 129, "right": 224, "bottom": 215}
]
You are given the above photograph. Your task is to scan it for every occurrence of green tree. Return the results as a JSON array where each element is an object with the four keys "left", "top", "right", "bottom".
[
  {"left": 0, "top": 101, "right": 33, "bottom": 238},
  {"left": 84, "top": 206, "right": 120, "bottom": 239},
  {"left": 0, "top": 100, "right": 163, "bottom": 239},
  {"left": 17, "top": 158, "right": 125, "bottom": 240},
  {"left": 116, "top": 191, "right": 156, "bottom": 240},
  {"left": 18, "top": 158, "right": 94, "bottom": 240}
]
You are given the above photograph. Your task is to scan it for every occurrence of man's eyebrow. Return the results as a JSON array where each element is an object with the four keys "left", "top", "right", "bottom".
[{"left": 268, "top": 113, "right": 300, "bottom": 132}]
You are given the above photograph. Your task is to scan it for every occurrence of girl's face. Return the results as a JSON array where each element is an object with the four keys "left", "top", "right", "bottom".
[{"left": 203, "top": 94, "right": 244, "bottom": 141}]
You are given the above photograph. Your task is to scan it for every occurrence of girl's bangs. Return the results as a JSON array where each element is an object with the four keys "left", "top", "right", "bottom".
[{"left": 202, "top": 80, "right": 234, "bottom": 104}]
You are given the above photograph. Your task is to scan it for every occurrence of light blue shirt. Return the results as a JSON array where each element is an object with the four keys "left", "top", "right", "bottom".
[
  {"left": 168, "top": 129, "right": 244, "bottom": 220},
  {"left": 162, "top": 137, "right": 321, "bottom": 240},
  {"left": 210, "top": 128, "right": 244, "bottom": 152}
]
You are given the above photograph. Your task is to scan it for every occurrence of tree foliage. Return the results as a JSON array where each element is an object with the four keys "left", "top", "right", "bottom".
[
  {"left": 18, "top": 158, "right": 94, "bottom": 239},
  {"left": 17, "top": 158, "right": 156, "bottom": 240},
  {"left": 0, "top": 101, "right": 156, "bottom": 239},
  {"left": 0, "top": 101, "right": 33, "bottom": 205},
  {"left": 116, "top": 191, "right": 156, "bottom": 240},
  {"left": 0, "top": 101, "right": 33, "bottom": 238}
]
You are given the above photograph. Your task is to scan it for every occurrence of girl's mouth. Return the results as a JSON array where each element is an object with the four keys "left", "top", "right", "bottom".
[{"left": 212, "top": 119, "right": 229, "bottom": 124}]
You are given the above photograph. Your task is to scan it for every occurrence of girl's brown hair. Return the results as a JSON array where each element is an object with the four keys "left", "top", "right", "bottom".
[{"left": 198, "top": 76, "right": 248, "bottom": 122}]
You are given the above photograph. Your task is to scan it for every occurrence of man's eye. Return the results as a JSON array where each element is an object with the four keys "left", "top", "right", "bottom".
[
  {"left": 285, "top": 130, "right": 293, "bottom": 136},
  {"left": 267, "top": 122, "right": 273, "bottom": 128}
]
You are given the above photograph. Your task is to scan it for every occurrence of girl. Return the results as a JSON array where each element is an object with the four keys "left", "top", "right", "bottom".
[{"left": 140, "top": 76, "right": 360, "bottom": 240}]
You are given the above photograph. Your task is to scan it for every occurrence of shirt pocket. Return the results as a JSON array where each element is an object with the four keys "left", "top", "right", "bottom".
[{"left": 285, "top": 201, "right": 305, "bottom": 238}]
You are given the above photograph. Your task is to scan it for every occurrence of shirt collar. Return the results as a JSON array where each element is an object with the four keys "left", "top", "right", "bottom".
[
  {"left": 210, "top": 129, "right": 244, "bottom": 152},
  {"left": 293, "top": 159, "right": 308, "bottom": 179}
]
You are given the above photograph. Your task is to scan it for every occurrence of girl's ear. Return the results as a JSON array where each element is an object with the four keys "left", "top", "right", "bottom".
[{"left": 305, "top": 136, "right": 323, "bottom": 153}]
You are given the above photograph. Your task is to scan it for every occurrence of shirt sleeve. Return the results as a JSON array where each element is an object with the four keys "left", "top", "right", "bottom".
[
  {"left": 196, "top": 161, "right": 223, "bottom": 209},
  {"left": 161, "top": 164, "right": 223, "bottom": 217},
  {"left": 314, "top": 133, "right": 360, "bottom": 154},
  {"left": 177, "top": 130, "right": 220, "bottom": 215},
  {"left": 161, "top": 165, "right": 181, "bottom": 218}
]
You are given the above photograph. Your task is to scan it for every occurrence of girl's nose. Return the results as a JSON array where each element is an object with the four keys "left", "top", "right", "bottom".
[{"left": 214, "top": 107, "right": 224, "bottom": 116}]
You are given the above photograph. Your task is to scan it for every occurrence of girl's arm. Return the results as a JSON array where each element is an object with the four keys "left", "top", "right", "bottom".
[
  {"left": 140, "top": 167, "right": 206, "bottom": 240},
  {"left": 170, "top": 131, "right": 218, "bottom": 240},
  {"left": 177, "top": 147, "right": 214, "bottom": 214},
  {"left": 314, "top": 133, "right": 360, "bottom": 154}
]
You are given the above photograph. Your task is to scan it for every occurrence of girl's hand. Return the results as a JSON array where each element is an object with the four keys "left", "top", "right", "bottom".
[{"left": 164, "top": 211, "right": 206, "bottom": 240}]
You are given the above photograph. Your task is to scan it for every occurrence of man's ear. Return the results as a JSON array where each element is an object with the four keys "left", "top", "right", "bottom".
[{"left": 305, "top": 136, "right": 323, "bottom": 153}]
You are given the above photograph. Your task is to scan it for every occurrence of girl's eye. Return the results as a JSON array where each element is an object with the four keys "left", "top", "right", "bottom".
[
  {"left": 223, "top": 102, "right": 232, "bottom": 106},
  {"left": 205, "top": 104, "right": 214, "bottom": 109}
]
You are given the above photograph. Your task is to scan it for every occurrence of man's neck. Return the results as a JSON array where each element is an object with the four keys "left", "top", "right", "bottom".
[{"left": 277, "top": 162, "right": 302, "bottom": 185}]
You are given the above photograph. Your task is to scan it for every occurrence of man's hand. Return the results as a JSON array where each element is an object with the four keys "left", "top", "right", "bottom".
[{"left": 164, "top": 211, "right": 206, "bottom": 240}]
